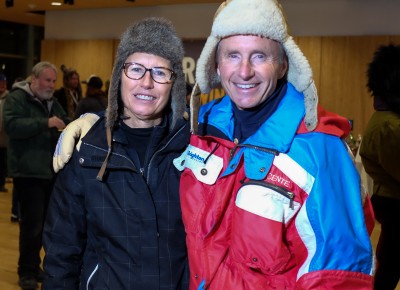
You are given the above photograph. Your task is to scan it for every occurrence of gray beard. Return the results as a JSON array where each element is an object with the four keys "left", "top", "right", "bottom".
[{"left": 36, "top": 90, "right": 54, "bottom": 100}]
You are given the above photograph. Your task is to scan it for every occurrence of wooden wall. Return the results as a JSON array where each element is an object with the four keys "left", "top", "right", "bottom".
[
  {"left": 41, "top": 39, "right": 118, "bottom": 90},
  {"left": 41, "top": 35, "right": 400, "bottom": 136}
]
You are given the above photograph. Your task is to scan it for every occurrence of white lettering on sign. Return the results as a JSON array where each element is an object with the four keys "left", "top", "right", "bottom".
[{"left": 183, "top": 56, "right": 196, "bottom": 84}]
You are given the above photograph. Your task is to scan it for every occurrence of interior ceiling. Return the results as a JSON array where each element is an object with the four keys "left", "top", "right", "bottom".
[{"left": 0, "top": 0, "right": 222, "bottom": 27}]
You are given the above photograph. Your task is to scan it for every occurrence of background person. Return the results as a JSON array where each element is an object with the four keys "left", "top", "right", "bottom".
[
  {"left": 54, "top": 65, "right": 83, "bottom": 120},
  {"left": 42, "top": 17, "right": 189, "bottom": 290},
  {"left": 74, "top": 75, "right": 107, "bottom": 118},
  {"left": 360, "top": 44, "right": 400, "bottom": 290},
  {"left": 9, "top": 77, "right": 26, "bottom": 223},
  {"left": 0, "top": 73, "right": 9, "bottom": 193},
  {"left": 3, "top": 61, "right": 69, "bottom": 290}
]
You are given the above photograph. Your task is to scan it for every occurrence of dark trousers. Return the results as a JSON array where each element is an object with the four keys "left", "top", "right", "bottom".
[
  {"left": 0, "top": 147, "right": 7, "bottom": 187},
  {"left": 11, "top": 186, "right": 20, "bottom": 217},
  {"left": 14, "top": 177, "right": 53, "bottom": 278},
  {"left": 371, "top": 195, "right": 400, "bottom": 290}
]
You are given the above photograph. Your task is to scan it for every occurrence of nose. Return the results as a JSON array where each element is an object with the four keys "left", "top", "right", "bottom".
[
  {"left": 49, "top": 81, "right": 56, "bottom": 90},
  {"left": 141, "top": 70, "right": 154, "bottom": 88},
  {"left": 238, "top": 59, "right": 254, "bottom": 80}
]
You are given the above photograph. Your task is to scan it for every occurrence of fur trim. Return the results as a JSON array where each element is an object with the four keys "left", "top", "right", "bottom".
[
  {"left": 196, "top": 0, "right": 318, "bottom": 131},
  {"left": 106, "top": 17, "right": 186, "bottom": 130}
]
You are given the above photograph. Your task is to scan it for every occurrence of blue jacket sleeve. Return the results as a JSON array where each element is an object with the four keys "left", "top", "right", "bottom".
[{"left": 292, "top": 133, "right": 374, "bottom": 288}]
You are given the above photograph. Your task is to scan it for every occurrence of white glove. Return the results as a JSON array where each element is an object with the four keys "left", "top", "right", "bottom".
[{"left": 53, "top": 113, "right": 100, "bottom": 173}]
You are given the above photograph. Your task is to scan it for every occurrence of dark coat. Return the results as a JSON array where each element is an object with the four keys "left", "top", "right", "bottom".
[
  {"left": 43, "top": 115, "right": 190, "bottom": 290},
  {"left": 3, "top": 84, "right": 69, "bottom": 179},
  {"left": 54, "top": 87, "right": 82, "bottom": 119},
  {"left": 74, "top": 93, "right": 107, "bottom": 119},
  {"left": 360, "top": 111, "right": 400, "bottom": 200}
]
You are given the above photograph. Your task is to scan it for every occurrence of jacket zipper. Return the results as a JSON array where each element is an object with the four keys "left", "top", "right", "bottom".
[
  {"left": 86, "top": 264, "right": 99, "bottom": 290},
  {"left": 230, "top": 143, "right": 280, "bottom": 161},
  {"left": 242, "top": 179, "right": 295, "bottom": 209},
  {"left": 146, "top": 123, "right": 187, "bottom": 182}
]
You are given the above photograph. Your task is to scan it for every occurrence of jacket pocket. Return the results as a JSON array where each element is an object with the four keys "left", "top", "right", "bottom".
[{"left": 230, "top": 180, "right": 300, "bottom": 275}]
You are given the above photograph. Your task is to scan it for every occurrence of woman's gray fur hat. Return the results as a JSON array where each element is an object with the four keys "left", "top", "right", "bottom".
[
  {"left": 196, "top": 0, "right": 318, "bottom": 131},
  {"left": 106, "top": 17, "right": 186, "bottom": 130}
]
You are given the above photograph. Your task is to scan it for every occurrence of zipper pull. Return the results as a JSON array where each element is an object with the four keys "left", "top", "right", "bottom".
[
  {"left": 140, "top": 168, "right": 144, "bottom": 176},
  {"left": 288, "top": 192, "right": 295, "bottom": 209}
]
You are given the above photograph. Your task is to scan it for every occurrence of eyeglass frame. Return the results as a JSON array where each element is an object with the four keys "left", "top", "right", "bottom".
[{"left": 123, "top": 62, "right": 176, "bottom": 84}]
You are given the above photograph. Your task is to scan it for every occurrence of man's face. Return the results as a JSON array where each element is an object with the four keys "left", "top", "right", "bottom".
[
  {"left": 0, "top": 80, "right": 6, "bottom": 94},
  {"left": 31, "top": 67, "right": 57, "bottom": 100},
  {"left": 217, "top": 35, "right": 288, "bottom": 110}
]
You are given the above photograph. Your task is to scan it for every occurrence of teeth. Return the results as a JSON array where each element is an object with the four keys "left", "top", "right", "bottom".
[
  {"left": 236, "top": 84, "right": 256, "bottom": 89},
  {"left": 136, "top": 94, "right": 155, "bottom": 100}
]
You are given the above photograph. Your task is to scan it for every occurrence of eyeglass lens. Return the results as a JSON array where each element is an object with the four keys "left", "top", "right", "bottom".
[{"left": 124, "top": 63, "right": 174, "bottom": 84}]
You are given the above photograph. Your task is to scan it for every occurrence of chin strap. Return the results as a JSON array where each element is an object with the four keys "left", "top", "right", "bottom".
[
  {"left": 190, "top": 82, "right": 201, "bottom": 134},
  {"left": 97, "top": 126, "right": 112, "bottom": 181}
]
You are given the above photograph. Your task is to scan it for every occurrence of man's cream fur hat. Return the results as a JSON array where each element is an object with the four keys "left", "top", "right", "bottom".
[{"left": 196, "top": 0, "right": 318, "bottom": 131}]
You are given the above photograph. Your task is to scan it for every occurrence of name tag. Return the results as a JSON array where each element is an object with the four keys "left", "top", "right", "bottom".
[{"left": 174, "top": 144, "right": 223, "bottom": 185}]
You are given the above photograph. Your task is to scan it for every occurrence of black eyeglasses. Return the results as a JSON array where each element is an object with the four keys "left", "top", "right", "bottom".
[{"left": 123, "top": 62, "right": 176, "bottom": 84}]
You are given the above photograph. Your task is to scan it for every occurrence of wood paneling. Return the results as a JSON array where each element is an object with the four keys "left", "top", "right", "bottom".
[
  {"left": 319, "top": 36, "right": 393, "bottom": 136},
  {"left": 295, "top": 36, "right": 322, "bottom": 92},
  {"left": 41, "top": 40, "right": 115, "bottom": 91}
]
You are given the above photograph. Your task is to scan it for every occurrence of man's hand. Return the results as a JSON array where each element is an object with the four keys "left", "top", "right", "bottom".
[
  {"left": 53, "top": 113, "right": 100, "bottom": 173},
  {"left": 48, "top": 116, "right": 66, "bottom": 130}
]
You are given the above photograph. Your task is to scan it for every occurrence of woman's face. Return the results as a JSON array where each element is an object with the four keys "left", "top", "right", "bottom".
[
  {"left": 67, "top": 73, "right": 80, "bottom": 90},
  {"left": 121, "top": 52, "right": 173, "bottom": 128}
]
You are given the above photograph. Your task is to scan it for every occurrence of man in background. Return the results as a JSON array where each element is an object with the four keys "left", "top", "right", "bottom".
[
  {"left": 3, "top": 61, "right": 70, "bottom": 290},
  {"left": 0, "top": 73, "right": 9, "bottom": 192},
  {"left": 75, "top": 75, "right": 107, "bottom": 118}
]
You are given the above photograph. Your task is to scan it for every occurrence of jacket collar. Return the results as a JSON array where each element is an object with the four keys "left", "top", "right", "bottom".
[
  {"left": 199, "top": 83, "right": 305, "bottom": 151},
  {"left": 199, "top": 83, "right": 305, "bottom": 180}
]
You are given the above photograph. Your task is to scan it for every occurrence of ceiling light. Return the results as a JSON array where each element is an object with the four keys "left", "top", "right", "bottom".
[{"left": 51, "top": 2, "right": 62, "bottom": 6}]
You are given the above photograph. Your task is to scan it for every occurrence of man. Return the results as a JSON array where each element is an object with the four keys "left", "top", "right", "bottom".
[
  {"left": 52, "top": 0, "right": 375, "bottom": 289},
  {"left": 0, "top": 73, "right": 9, "bottom": 192},
  {"left": 3, "top": 61, "right": 70, "bottom": 290},
  {"left": 74, "top": 75, "right": 107, "bottom": 118},
  {"left": 360, "top": 44, "right": 400, "bottom": 290},
  {"left": 178, "top": 0, "right": 374, "bottom": 288}
]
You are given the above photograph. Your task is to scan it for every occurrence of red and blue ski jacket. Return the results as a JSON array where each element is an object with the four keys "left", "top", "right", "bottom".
[{"left": 176, "top": 83, "right": 375, "bottom": 290}]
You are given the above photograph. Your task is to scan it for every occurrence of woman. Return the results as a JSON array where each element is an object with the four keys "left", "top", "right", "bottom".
[
  {"left": 360, "top": 44, "right": 400, "bottom": 290},
  {"left": 42, "top": 17, "right": 189, "bottom": 290},
  {"left": 54, "top": 65, "right": 83, "bottom": 119}
]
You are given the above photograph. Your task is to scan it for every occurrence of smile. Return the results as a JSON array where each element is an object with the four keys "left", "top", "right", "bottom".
[
  {"left": 136, "top": 94, "right": 156, "bottom": 101},
  {"left": 235, "top": 83, "right": 256, "bottom": 89}
]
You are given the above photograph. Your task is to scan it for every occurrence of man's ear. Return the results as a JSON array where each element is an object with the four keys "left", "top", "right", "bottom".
[{"left": 279, "top": 59, "right": 288, "bottom": 79}]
